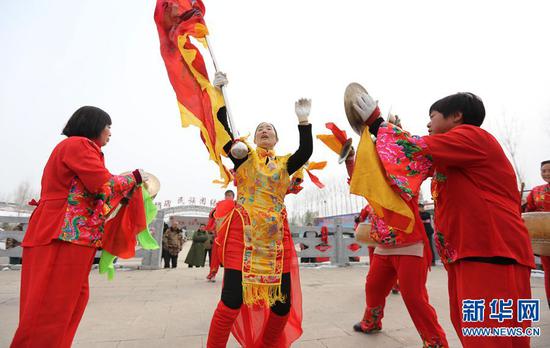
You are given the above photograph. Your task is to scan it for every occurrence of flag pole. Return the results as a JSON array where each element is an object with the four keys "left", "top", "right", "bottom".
[{"left": 205, "top": 35, "right": 240, "bottom": 138}]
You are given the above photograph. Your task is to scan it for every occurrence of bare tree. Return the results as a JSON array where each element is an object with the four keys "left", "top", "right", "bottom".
[
  {"left": 286, "top": 178, "right": 368, "bottom": 220},
  {"left": 302, "top": 210, "right": 319, "bottom": 226},
  {"left": 11, "top": 181, "right": 37, "bottom": 215},
  {"left": 289, "top": 213, "right": 299, "bottom": 226},
  {"left": 497, "top": 113, "right": 525, "bottom": 188}
]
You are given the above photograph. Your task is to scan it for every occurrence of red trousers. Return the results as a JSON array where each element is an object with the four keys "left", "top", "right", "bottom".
[
  {"left": 368, "top": 246, "right": 375, "bottom": 264},
  {"left": 367, "top": 247, "right": 398, "bottom": 291},
  {"left": 540, "top": 256, "right": 550, "bottom": 305},
  {"left": 208, "top": 241, "right": 221, "bottom": 277},
  {"left": 446, "top": 260, "right": 532, "bottom": 348},
  {"left": 363, "top": 254, "right": 448, "bottom": 347},
  {"left": 11, "top": 240, "right": 96, "bottom": 348}
]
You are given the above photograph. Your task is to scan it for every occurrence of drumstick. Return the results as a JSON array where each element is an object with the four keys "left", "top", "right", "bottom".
[{"left": 519, "top": 182, "right": 525, "bottom": 213}]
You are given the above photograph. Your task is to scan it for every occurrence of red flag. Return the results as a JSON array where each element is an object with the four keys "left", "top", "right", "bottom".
[{"left": 154, "top": 0, "right": 232, "bottom": 186}]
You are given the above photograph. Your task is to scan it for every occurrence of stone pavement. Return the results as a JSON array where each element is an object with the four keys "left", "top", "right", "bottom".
[{"left": 1, "top": 262, "right": 549, "bottom": 348}]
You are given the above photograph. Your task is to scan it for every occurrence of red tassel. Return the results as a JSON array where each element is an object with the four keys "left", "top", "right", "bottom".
[
  {"left": 325, "top": 122, "right": 348, "bottom": 145},
  {"left": 305, "top": 169, "right": 325, "bottom": 189},
  {"left": 28, "top": 199, "right": 39, "bottom": 206},
  {"left": 102, "top": 186, "right": 147, "bottom": 259}
]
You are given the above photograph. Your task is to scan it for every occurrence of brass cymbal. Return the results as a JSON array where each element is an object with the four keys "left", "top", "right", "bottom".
[
  {"left": 120, "top": 171, "right": 160, "bottom": 199},
  {"left": 344, "top": 82, "right": 369, "bottom": 135},
  {"left": 143, "top": 172, "right": 161, "bottom": 199},
  {"left": 337, "top": 138, "right": 353, "bottom": 164}
]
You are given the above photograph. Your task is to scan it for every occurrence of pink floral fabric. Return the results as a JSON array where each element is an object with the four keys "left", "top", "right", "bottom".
[
  {"left": 375, "top": 124, "right": 458, "bottom": 264},
  {"left": 366, "top": 205, "right": 399, "bottom": 246},
  {"left": 376, "top": 124, "right": 432, "bottom": 201}
]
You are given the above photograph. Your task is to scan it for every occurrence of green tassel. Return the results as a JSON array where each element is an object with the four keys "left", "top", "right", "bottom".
[
  {"left": 99, "top": 250, "right": 116, "bottom": 280},
  {"left": 137, "top": 187, "right": 160, "bottom": 250},
  {"left": 99, "top": 186, "right": 159, "bottom": 280}
]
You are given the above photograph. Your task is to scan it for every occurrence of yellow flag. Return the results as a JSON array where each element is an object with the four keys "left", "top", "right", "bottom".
[
  {"left": 316, "top": 134, "right": 343, "bottom": 155},
  {"left": 349, "top": 128, "right": 415, "bottom": 233}
]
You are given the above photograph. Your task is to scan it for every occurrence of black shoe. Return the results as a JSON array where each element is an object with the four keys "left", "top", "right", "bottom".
[{"left": 353, "top": 322, "right": 363, "bottom": 332}]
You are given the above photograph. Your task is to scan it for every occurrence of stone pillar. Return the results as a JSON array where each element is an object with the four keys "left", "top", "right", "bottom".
[{"left": 141, "top": 211, "right": 164, "bottom": 270}]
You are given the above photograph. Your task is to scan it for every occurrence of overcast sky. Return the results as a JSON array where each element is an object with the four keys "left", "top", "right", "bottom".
[{"left": 1, "top": 0, "right": 549, "bottom": 209}]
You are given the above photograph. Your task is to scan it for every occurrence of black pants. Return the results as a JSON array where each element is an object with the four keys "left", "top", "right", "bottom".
[
  {"left": 162, "top": 250, "right": 178, "bottom": 268},
  {"left": 221, "top": 269, "right": 291, "bottom": 316},
  {"left": 205, "top": 248, "right": 212, "bottom": 265},
  {"left": 427, "top": 233, "right": 436, "bottom": 264}
]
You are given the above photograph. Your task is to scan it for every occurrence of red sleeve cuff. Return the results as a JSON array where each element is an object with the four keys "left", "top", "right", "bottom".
[{"left": 132, "top": 169, "right": 142, "bottom": 185}]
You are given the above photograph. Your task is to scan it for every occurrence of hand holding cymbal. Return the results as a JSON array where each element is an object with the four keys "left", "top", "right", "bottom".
[{"left": 121, "top": 170, "right": 160, "bottom": 199}]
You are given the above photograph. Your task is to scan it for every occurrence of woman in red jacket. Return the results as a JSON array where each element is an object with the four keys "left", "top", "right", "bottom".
[
  {"left": 353, "top": 91, "right": 535, "bottom": 347},
  {"left": 524, "top": 160, "right": 550, "bottom": 308},
  {"left": 11, "top": 106, "right": 144, "bottom": 348}
]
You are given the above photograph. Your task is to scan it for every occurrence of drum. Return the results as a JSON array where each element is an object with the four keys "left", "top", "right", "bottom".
[
  {"left": 355, "top": 222, "right": 376, "bottom": 246},
  {"left": 523, "top": 212, "right": 550, "bottom": 256}
]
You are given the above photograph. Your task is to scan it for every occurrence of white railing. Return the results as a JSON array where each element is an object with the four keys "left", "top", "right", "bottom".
[{"left": 1, "top": 213, "right": 370, "bottom": 269}]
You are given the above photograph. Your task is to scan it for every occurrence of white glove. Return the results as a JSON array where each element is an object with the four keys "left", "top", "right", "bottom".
[
  {"left": 213, "top": 71, "right": 228, "bottom": 89},
  {"left": 230, "top": 141, "right": 248, "bottom": 159},
  {"left": 295, "top": 98, "right": 311, "bottom": 124},
  {"left": 353, "top": 92, "right": 378, "bottom": 123}
]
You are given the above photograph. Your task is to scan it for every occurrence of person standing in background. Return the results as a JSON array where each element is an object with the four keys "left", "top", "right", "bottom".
[
  {"left": 185, "top": 224, "right": 208, "bottom": 268},
  {"left": 162, "top": 216, "right": 184, "bottom": 269},
  {"left": 206, "top": 190, "right": 236, "bottom": 282},
  {"left": 419, "top": 203, "right": 436, "bottom": 266},
  {"left": 204, "top": 228, "right": 213, "bottom": 266},
  {"left": 524, "top": 160, "right": 550, "bottom": 308}
]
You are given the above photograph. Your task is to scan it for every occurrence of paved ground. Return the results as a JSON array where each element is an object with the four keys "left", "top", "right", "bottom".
[{"left": 1, "top": 260, "right": 549, "bottom": 348}]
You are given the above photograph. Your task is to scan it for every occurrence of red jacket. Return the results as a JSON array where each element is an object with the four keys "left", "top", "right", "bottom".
[
  {"left": 23, "top": 137, "right": 139, "bottom": 248},
  {"left": 376, "top": 124, "right": 535, "bottom": 268},
  {"left": 525, "top": 184, "right": 550, "bottom": 212},
  {"left": 423, "top": 125, "right": 535, "bottom": 268}
]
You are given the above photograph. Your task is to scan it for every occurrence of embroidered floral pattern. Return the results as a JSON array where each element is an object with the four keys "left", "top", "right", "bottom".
[
  {"left": 434, "top": 230, "right": 457, "bottom": 264},
  {"left": 422, "top": 337, "right": 447, "bottom": 348},
  {"left": 365, "top": 203, "right": 401, "bottom": 247},
  {"left": 370, "top": 217, "right": 398, "bottom": 246},
  {"left": 59, "top": 174, "right": 136, "bottom": 247},
  {"left": 528, "top": 184, "right": 549, "bottom": 211},
  {"left": 361, "top": 305, "right": 383, "bottom": 332},
  {"left": 286, "top": 173, "right": 304, "bottom": 195},
  {"left": 430, "top": 171, "right": 447, "bottom": 204},
  {"left": 375, "top": 124, "right": 459, "bottom": 265},
  {"left": 433, "top": 172, "right": 447, "bottom": 182},
  {"left": 235, "top": 144, "right": 293, "bottom": 306},
  {"left": 377, "top": 125, "right": 433, "bottom": 201}
]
